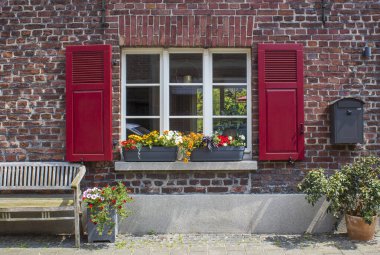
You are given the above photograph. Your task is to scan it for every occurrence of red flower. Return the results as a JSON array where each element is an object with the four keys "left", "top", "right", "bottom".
[
  {"left": 112, "top": 199, "right": 116, "bottom": 204},
  {"left": 121, "top": 139, "right": 137, "bottom": 150},
  {"left": 112, "top": 187, "right": 116, "bottom": 191},
  {"left": 100, "top": 206, "right": 104, "bottom": 210},
  {"left": 118, "top": 205, "right": 122, "bottom": 209},
  {"left": 88, "top": 204, "right": 93, "bottom": 209},
  {"left": 217, "top": 135, "right": 230, "bottom": 146},
  {"left": 123, "top": 200, "right": 127, "bottom": 203}
]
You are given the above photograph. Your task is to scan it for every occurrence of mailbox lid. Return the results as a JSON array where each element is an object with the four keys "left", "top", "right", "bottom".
[{"left": 331, "top": 97, "right": 365, "bottom": 108}]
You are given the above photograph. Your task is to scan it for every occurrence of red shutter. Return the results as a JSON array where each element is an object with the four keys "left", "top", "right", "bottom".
[
  {"left": 258, "top": 44, "right": 304, "bottom": 161},
  {"left": 66, "top": 45, "right": 113, "bottom": 162}
]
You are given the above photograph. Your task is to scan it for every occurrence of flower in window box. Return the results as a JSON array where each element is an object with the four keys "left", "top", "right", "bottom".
[{"left": 179, "top": 132, "right": 204, "bottom": 163}]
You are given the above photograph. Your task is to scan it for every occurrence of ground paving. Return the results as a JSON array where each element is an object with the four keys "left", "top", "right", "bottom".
[{"left": 0, "top": 233, "right": 379, "bottom": 255}]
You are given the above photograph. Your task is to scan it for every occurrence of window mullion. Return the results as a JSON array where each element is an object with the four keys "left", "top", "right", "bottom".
[
  {"left": 163, "top": 50, "right": 170, "bottom": 131},
  {"left": 203, "top": 49, "right": 212, "bottom": 135}
]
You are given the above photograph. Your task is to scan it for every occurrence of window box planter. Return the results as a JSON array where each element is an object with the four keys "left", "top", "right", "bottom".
[
  {"left": 190, "top": 146, "right": 245, "bottom": 162},
  {"left": 122, "top": 146, "right": 178, "bottom": 162},
  {"left": 87, "top": 208, "right": 117, "bottom": 243}
]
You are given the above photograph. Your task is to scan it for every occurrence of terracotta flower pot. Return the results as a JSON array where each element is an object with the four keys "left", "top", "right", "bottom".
[{"left": 345, "top": 214, "right": 378, "bottom": 241}]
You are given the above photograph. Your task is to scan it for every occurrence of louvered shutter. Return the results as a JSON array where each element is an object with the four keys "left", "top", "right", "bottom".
[
  {"left": 258, "top": 44, "right": 304, "bottom": 161},
  {"left": 66, "top": 45, "right": 113, "bottom": 162}
]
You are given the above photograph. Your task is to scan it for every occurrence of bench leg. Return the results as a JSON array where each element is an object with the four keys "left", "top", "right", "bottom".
[
  {"left": 74, "top": 189, "right": 81, "bottom": 248},
  {"left": 75, "top": 210, "right": 80, "bottom": 248}
]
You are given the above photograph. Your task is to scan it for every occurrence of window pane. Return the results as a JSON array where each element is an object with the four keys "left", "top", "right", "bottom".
[
  {"left": 170, "top": 54, "right": 203, "bottom": 83},
  {"left": 213, "top": 118, "right": 247, "bottom": 142},
  {"left": 213, "top": 54, "right": 247, "bottom": 83},
  {"left": 170, "top": 86, "right": 203, "bottom": 116},
  {"left": 170, "top": 118, "right": 203, "bottom": 134},
  {"left": 126, "top": 87, "right": 159, "bottom": 116},
  {"left": 126, "top": 54, "right": 160, "bottom": 83},
  {"left": 213, "top": 86, "right": 247, "bottom": 116},
  {"left": 126, "top": 119, "right": 159, "bottom": 137}
]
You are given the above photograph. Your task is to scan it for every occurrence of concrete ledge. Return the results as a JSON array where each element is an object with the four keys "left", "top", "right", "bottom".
[
  {"left": 120, "top": 194, "right": 338, "bottom": 234},
  {"left": 115, "top": 161, "right": 257, "bottom": 171}
]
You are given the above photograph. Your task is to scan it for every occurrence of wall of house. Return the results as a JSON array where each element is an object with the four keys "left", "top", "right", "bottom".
[{"left": 1, "top": 0, "right": 379, "bottom": 194}]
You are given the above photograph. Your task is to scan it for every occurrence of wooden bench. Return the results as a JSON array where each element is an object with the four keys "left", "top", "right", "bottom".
[{"left": 0, "top": 162, "right": 86, "bottom": 248}]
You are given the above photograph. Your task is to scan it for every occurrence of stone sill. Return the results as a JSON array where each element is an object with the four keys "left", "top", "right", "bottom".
[{"left": 114, "top": 161, "right": 257, "bottom": 171}]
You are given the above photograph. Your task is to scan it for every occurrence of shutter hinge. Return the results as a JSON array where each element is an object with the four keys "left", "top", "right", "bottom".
[
  {"left": 300, "top": 123, "right": 304, "bottom": 135},
  {"left": 288, "top": 156, "right": 295, "bottom": 166}
]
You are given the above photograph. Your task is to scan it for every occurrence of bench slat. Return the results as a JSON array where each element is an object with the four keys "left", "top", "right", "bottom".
[
  {"left": 0, "top": 217, "right": 76, "bottom": 222},
  {"left": 48, "top": 166, "right": 56, "bottom": 186},
  {"left": 0, "top": 195, "right": 74, "bottom": 208},
  {"left": 0, "top": 206, "right": 75, "bottom": 212}
]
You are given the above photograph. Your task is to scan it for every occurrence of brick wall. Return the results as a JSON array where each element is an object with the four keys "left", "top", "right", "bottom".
[{"left": 1, "top": 0, "right": 379, "bottom": 193}]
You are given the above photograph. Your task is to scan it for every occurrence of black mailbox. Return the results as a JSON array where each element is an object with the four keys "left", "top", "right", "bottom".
[{"left": 330, "top": 98, "right": 364, "bottom": 144}]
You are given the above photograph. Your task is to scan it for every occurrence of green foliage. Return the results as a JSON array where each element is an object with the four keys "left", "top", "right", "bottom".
[
  {"left": 83, "top": 182, "right": 134, "bottom": 235},
  {"left": 298, "top": 156, "right": 380, "bottom": 224},
  {"left": 213, "top": 88, "right": 247, "bottom": 116}
]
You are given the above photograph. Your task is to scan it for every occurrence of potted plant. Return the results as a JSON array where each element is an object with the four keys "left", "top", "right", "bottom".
[
  {"left": 121, "top": 130, "right": 182, "bottom": 162},
  {"left": 180, "top": 132, "right": 246, "bottom": 162},
  {"left": 82, "top": 182, "right": 133, "bottom": 243},
  {"left": 298, "top": 156, "right": 380, "bottom": 241}
]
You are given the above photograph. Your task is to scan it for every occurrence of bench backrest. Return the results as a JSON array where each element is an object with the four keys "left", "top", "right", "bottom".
[{"left": 0, "top": 162, "right": 83, "bottom": 190}]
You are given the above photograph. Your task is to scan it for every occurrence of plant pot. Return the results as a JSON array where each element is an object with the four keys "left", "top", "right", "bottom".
[
  {"left": 345, "top": 214, "right": 378, "bottom": 241},
  {"left": 123, "top": 146, "right": 178, "bottom": 162},
  {"left": 190, "top": 146, "right": 245, "bottom": 162},
  {"left": 87, "top": 208, "right": 118, "bottom": 243}
]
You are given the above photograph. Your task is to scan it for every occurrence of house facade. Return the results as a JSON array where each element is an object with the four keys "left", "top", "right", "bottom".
[{"left": 1, "top": 0, "right": 379, "bottom": 233}]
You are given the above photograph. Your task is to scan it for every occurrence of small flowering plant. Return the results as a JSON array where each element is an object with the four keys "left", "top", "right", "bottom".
[
  {"left": 82, "top": 182, "right": 133, "bottom": 235},
  {"left": 179, "top": 132, "right": 203, "bottom": 162}
]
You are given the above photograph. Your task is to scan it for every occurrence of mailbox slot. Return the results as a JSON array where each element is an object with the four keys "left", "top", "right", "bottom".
[{"left": 330, "top": 98, "right": 364, "bottom": 144}]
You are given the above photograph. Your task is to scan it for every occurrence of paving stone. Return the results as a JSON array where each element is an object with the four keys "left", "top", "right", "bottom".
[
  {"left": 284, "top": 249, "right": 305, "bottom": 255},
  {"left": 188, "top": 252, "right": 207, "bottom": 255},
  {"left": 188, "top": 246, "right": 207, "bottom": 252},
  {"left": 208, "top": 247, "right": 227, "bottom": 255},
  {"left": 227, "top": 251, "right": 245, "bottom": 255},
  {"left": 170, "top": 247, "right": 189, "bottom": 255},
  {"left": 0, "top": 248, "right": 22, "bottom": 255}
]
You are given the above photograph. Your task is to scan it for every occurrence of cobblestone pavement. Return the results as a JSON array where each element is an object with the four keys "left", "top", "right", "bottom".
[{"left": 0, "top": 233, "right": 379, "bottom": 255}]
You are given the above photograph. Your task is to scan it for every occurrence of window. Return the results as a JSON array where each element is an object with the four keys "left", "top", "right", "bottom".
[{"left": 121, "top": 49, "right": 252, "bottom": 155}]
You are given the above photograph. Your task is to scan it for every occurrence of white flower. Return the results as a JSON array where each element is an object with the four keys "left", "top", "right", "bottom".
[
  {"left": 223, "top": 143, "right": 228, "bottom": 146},
  {"left": 91, "top": 195, "right": 97, "bottom": 200},
  {"left": 239, "top": 135, "right": 245, "bottom": 141},
  {"left": 228, "top": 136, "right": 232, "bottom": 141},
  {"left": 86, "top": 194, "right": 92, "bottom": 199},
  {"left": 175, "top": 137, "right": 183, "bottom": 145}
]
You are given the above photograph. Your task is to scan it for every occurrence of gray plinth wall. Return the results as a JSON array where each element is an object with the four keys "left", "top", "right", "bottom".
[
  {"left": 2, "top": 194, "right": 370, "bottom": 235},
  {"left": 120, "top": 194, "right": 336, "bottom": 234}
]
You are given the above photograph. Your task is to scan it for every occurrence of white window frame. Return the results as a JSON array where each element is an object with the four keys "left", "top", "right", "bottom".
[{"left": 121, "top": 48, "right": 252, "bottom": 156}]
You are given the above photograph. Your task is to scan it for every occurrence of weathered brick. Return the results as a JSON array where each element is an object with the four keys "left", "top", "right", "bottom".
[{"left": 0, "top": 0, "right": 378, "bottom": 195}]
